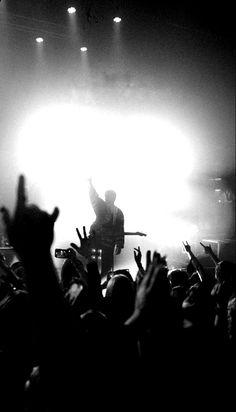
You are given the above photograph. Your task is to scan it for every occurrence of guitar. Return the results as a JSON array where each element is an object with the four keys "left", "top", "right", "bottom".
[{"left": 124, "top": 232, "right": 147, "bottom": 237}]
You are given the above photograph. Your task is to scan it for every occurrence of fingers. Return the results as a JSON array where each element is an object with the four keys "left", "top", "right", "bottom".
[
  {"left": 147, "top": 262, "right": 165, "bottom": 291},
  {"left": 76, "top": 226, "right": 89, "bottom": 243},
  {"left": 0, "top": 206, "right": 11, "bottom": 228},
  {"left": 143, "top": 254, "right": 160, "bottom": 288},
  {"left": 145, "top": 250, "right": 151, "bottom": 270},
  {"left": 83, "top": 226, "right": 87, "bottom": 239},
  {"left": 145, "top": 258, "right": 166, "bottom": 290},
  {"left": 76, "top": 228, "right": 82, "bottom": 242},
  {"left": 51, "top": 207, "right": 59, "bottom": 223},
  {"left": 16, "top": 175, "right": 27, "bottom": 211},
  {"left": 70, "top": 242, "right": 81, "bottom": 254},
  {"left": 182, "top": 241, "right": 190, "bottom": 251},
  {"left": 153, "top": 251, "right": 160, "bottom": 263},
  {"left": 182, "top": 242, "right": 187, "bottom": 251}
]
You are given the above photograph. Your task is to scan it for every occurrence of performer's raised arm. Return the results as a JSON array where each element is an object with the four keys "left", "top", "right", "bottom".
[
  {"left": 88, "top": 178, "right": 102, "bottom": 213},
  {"left": 87, "top": 179, "right": 125, "bottom": 276}
]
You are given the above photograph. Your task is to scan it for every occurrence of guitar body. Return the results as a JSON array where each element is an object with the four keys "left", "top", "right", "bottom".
[{"left": 87, "top": 230, "right": 147, "bottom": 277}]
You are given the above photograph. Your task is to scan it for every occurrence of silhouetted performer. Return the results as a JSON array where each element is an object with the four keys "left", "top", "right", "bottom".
[{"left": 88, "top": 178, "right": 124, "bottom": 277}]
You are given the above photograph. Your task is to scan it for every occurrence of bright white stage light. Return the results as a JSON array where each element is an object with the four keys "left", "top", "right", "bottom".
[
  {"left": 147, "top": 218, "right": 199, "bottom": 247},
  {"left": 67, "top": 7, "right": 76, "bottom": 14},
  {"left": 113, "top": 17, "right": 122, "bottom": 23},
  {"left": 16, "top": 105, "right": 195, "bottom": 257},
  {"left": 36, "top": 37, "right": 44, "bottom": 43},
  {"left": 16, "top": 107, "right": 194, "bottom": 205},
  {"left": 80, "top": 47, "right": 87, "bottom": 52}
]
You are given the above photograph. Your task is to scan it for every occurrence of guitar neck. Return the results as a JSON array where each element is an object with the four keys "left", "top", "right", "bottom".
[{"left": 124, "top": 232, "right": 147, "bottom": 237}]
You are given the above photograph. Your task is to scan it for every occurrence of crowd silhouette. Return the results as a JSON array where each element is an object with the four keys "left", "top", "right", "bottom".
[{"left": 0, "top": 175, "right": 235, "bottom": 411}]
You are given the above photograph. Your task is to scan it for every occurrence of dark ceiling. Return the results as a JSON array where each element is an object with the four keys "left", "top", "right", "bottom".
[{"left": 4, "top": 0, "right": 234, "bottom": 43}]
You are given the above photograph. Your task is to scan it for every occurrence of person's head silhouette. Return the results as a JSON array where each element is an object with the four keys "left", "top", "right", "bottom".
[{"left": 105, "top": 190, "right": 116, "bottom": 206}]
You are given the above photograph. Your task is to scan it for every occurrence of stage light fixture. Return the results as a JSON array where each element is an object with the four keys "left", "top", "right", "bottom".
[
  {"left": 80, "top": 47, "right": 87, "bottom": 52},
  {"left": 113, "top": 17, "right": 122, "bottom": 23},
  {"left": 67, "top": 7, "right": 76, "bottom": 14},
  {"left": 36, "top": 37, "right": 44, "bottom": 43}
]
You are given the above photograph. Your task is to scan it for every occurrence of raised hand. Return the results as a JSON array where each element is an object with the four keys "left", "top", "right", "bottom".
[
  {"left": 134, "top": 246, "right": 142, "bottom": 268},
  {"left": 70, "top": 226, "right": 94, "bottom": 259},
  {"left": 134, "top": 246, "right": 145, "bottom": 286},
  {"left": 200, "top": 242, "right": 213, "bottom": 255},
  {"left": 126, "top": 251, "right": 168, "bottom": 324},
  {"left": 1, "top": 175, "right": 59, "bottom": 258},
  {"left": 64, "top": 282, "right": 84, "bottom": 305},
  {"left": 145, "top": 249, "right": 152, "bottom": 271},
  {"left": 64, "top": 247, "right": 90, "bottom": 289},
  {"left": 115, "top": 245, "right": 122, "bottom": 255},
  {"left": 135, "top": 248, "right": 166, "bottom": 287},
  {"left": 182, "top": 241, "right": 191, "bottom": 254}
]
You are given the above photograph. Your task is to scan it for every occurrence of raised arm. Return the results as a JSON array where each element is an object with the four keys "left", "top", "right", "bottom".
[
  {"left": 125, "top": 250, "right": 168, "bottom": 327},
  {"left": 182, "top": 241, "right": 205, "bottom": 282},
  {"left": 199, "top": 242, "right": 220, "bottom": 265},
  {"left": 133, "top": 246, "right": 145, "bottom": 285},
  {"left": 1, "top": 175, "right": 64, "bottom": 315},
  {"left": 0, "top": 253, "right": 23, "bottom": 289},
  {"left": 88, "top": 177, "right": 100, "bottom": 209}
]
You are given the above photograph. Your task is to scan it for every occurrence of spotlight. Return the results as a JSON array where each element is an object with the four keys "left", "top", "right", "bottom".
[
  {"left": 113, "top": 17, "right": 122, "bottom": 23},
  {"left": 36, "top": 37, "right": 44, "bottom": 43},
  {"left": 67, "top": 7, "right": 76, "bottom": 14},
  {"left": 80, "top": 47, "right": 87, "bottom": 52}
]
